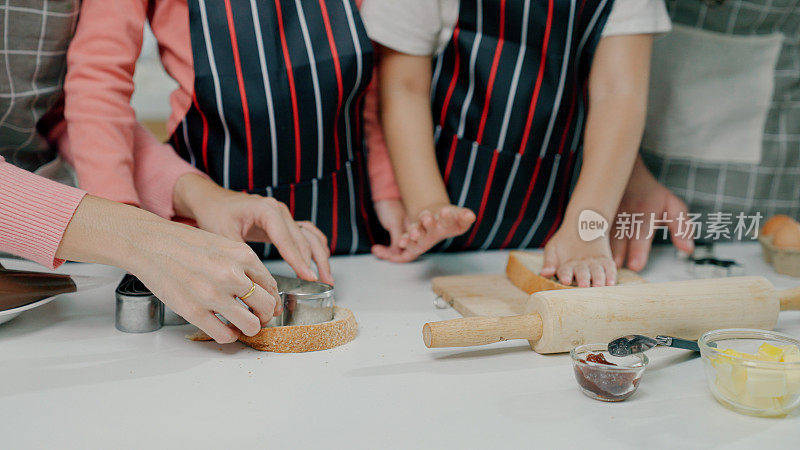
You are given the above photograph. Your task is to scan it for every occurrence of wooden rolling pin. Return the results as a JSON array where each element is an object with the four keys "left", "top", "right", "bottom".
[{"left": 423, "top": 276, "right": 800, "bottom": 354}]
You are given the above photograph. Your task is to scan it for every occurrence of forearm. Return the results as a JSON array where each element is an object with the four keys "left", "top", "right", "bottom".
[
  {"left": 55, "top": 195, "right": 182, "bottom": 272},
  {"left": 564, "top": 35, "right": 652, "bottom": 224},
  {"left": 379, "top": 48, "right": 449, "bottom": 217},
  {"left": 566, "top": 94, "right": 646, "bottom": 221}
]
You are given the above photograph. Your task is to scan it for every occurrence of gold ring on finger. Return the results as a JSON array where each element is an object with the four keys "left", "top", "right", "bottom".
[{"left": 237, "top": 281, "right": 256, "bottom": 300}]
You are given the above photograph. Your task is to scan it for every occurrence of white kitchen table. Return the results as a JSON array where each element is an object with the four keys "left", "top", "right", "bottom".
[{"left": 1, "top": 243, "right": 799, "bottom": 449}]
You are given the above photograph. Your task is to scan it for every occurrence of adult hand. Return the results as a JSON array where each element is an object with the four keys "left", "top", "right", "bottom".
[
  {"left": 173, "top": 174, "right": 333, "bottom": 285},
  {"left": 611, "top": 156, "right": 694, "bottom": 271},
  {"left": 58, "top": 196, "right": 283, "bottom": 344},
  {"left": 132, "top": 223, "right": 282, "bottom": 343}
]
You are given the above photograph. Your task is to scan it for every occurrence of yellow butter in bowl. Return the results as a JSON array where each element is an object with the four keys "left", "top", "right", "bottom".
[{"left": 699, "top": 330, "right": 800, "bottom": 417}]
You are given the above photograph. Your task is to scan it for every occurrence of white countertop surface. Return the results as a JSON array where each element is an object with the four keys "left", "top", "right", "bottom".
[{"left": 1, "top": 243, "right": 799, "bottom": 449}]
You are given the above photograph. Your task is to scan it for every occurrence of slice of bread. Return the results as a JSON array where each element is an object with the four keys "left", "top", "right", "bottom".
[
  {"left": 188, "top": 306, "right": 357, "bottom": 352},
  {"left": 506, "top": 251, "right": 645, "bottom": 294}
]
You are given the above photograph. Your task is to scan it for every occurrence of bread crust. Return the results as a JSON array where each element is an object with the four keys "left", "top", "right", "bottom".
[
  {"left": 188, "top": 306, "right": 358, "bottom": 353},
  {"left": 506, "top": 251, "right": 573, "bottom": 294},
  {"left": 506, "top": 251, "right": 645, "bottom": 294}
]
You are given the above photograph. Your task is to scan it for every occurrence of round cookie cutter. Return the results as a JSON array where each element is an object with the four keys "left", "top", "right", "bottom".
[{"left": 272, "top": 275, "right": 335, "bottom": 327}]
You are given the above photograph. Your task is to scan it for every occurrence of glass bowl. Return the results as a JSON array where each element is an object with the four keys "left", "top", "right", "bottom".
[
  {"left": 570, "top": 343, "right": 648, "bottom": 402},
  {"left": 698, "top": 329, "right": 800, "bottom": 417}
]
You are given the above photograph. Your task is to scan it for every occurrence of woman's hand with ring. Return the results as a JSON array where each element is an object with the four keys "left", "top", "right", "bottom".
[
  {"left": 131, "top": 222, "right": 282, "bottom": 343},
  {"left": 58, "top": 196, "right": 283, "bottom": 344}
]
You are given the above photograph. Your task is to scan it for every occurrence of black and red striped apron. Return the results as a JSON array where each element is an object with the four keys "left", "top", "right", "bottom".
[
  {"left": 432, "top": 0, "right": 614, "bottom": 251},
  {"left": 171, "top": 0, "right": 385, "bottom": 257}
]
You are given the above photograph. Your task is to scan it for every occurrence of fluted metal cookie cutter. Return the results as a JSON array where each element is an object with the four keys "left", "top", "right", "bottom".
[{"left": 115, "top": 274, "right": 186, "bottom": 333}]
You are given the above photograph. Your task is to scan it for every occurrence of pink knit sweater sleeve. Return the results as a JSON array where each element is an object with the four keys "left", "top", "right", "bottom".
[
  {"left": 63, "top": 0, "right": 204, "bottom": 218},
  {"left": 63, "top": 0, "right": 147, "bottom": 205},
  {"left": 0, "top": 157, "right": 86, "bottom": 269}
]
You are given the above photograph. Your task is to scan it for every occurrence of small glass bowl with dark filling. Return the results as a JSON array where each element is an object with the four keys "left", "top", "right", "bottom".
[{"left": 570, "top": 343, "right": 649, "bottom": 402}]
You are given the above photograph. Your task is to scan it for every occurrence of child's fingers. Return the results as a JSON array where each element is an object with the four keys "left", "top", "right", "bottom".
[
  {"left": 371, "top": 244, "right": 418, "bottom": 263},
  {"left": 556, "top": 263, "right": 575, "bottom": 286},
  {"left": 437, "top": 207, "right": 457, "bottom": 232},
  {"left": 408, "top": 222, "right": 423, "bottom": 242},
  {"left": 398, "top": 239, "right": 409, "bottom": 249},
  {"left": 419, "top": 210, "right": 435, "bottom": 232},
  {"left": 610, "top": 236, "right": 627, "bottom": 269},
  {"left": 602, "top": 259, "right": 618, "bottom": 286},
  {"left": 540, "top": 247, "right": 558, "bottom": 277},
  {"left": 371, "top": 244, "right": 395, "bottom": 260},
  {"left": 574, "top": 263, "right": 591, "bottom": 288},
  {"left": 589, "top": 261, "right": 606, "bottom": 287},
  {"left": 457, "top": 209, "right": 476, "bottom": 230},
  {"left": 398, "top": 232, "right": 411, "bottom": 249}
]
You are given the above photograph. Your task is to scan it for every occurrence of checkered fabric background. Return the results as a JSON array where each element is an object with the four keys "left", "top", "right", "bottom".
[
  {"left": 643, "top": 0, "right": 800, "bottom": 226},
  {"left": 0, "top": 0, "right": 78, "bottom": 171}
]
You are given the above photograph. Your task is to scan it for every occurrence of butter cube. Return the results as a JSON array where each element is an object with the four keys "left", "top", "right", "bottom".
[
  {"left": 785, "top": 367, "right": 800, "bottom": 394},
  {"left": 758, "top": 343, "right": 785, "bottom": 362},
  {"left": 777, "top": 345, "right": 800, "bottom": 394},
  {"left": 722, "top": 349, "right": 744, "bottom": 358},
  {"left": 746, "top": 366, "right": 788, "bottom": 397},
  {"left": 779, "top": 345, "right": 800, "bottom": 363},
  {"left": 713, "top": 354, "right": 747, "bottom": 396},
  {"left": 722, "top": 349, "right": 765, "bottom": 361},
  {"left": 738, "top": 393, "right": 782, "bottom": 411}
]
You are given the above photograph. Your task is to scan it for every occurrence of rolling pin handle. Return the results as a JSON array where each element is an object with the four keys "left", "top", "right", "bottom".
[
  {"left": 423, "top": 314, "right": 543, "bottom": 348},
  {"left": 778, "top": 287, "right": 800, "bottom": 311}
]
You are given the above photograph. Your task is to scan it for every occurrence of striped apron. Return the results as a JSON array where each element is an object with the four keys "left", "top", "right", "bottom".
[
  {"left": 431, "top": 0, "right": 614, "bottom": 251},
  {"left": 171, "top": 0, "right": 385, "bottom": 256}
]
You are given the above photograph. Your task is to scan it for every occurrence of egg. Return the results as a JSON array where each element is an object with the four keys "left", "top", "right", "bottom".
[
  {"left": 761, "top": 215, "right": 798, "bottom": 237},
  {"left": 772, "top": 221, "right": 800, "bottom": 250}
]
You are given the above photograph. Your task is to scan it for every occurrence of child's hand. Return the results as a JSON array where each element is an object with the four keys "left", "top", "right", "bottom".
[
  {"left": 372, "top": 203, "right": 475, "bottom": 263},
  {"left": 371, "top": 199, "right": 411, "bottom": 261},
  {"left": 540, "top": 226, "right": 617, "bottom": 288},
  {"left": 399, "top": 204, "right": 475, "bottom": 254}
]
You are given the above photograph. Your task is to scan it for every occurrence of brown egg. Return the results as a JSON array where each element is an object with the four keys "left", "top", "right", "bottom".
[
  {"left": 762, "top": 215, "right": 797, "bottom": 237},
  {"left": 773, "top": 221, "right": 800, "bottom": 250}
]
